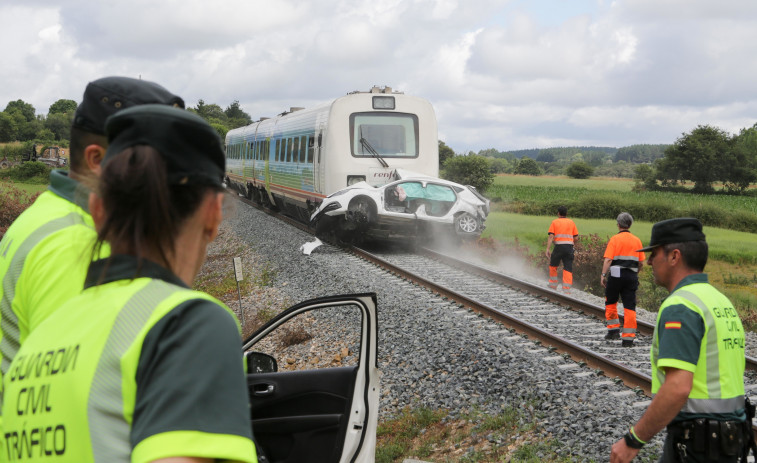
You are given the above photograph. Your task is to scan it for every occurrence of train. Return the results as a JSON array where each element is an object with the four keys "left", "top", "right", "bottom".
[{"left": 224, "top": 86, "right": 439, "bottom": 224}]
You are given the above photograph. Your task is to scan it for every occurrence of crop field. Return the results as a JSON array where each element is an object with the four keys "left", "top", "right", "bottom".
[{"left": 488, "top": 175, "right": 757, "bottom": 216}]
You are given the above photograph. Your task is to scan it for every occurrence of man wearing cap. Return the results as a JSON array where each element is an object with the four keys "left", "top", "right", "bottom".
[
  {"left": 601, "top": 212, "right": 645, "bottom": 347},
  {"left": 0, "top": 77, "right": 183, "bottom": 429},
  {"left": 610, "top": 218, "right": 748, "bottom": 462}
]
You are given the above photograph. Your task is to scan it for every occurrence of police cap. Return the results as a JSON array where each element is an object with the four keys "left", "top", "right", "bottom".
[
  {"left": 104, "top": 104, "right": 225, "bottom": 187},
  {"left": 73, "top": 76, "right": 185, "bottom": 135},
  {"left": 637, "top": 218, "right": 706, "bottom": 252}
]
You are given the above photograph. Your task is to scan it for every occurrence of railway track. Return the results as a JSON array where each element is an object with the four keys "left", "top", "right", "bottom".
[{"left": 232, "top": 193, "right": 757, "bottom": 429}]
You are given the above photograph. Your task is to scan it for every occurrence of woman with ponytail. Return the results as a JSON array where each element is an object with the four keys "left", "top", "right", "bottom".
[{"left": 1, "top": 105, "right": 257, "bottom": 463}]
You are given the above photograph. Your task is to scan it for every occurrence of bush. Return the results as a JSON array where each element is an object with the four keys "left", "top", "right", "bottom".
[
  {"left": 572, "top": 233, "right": 607, "bottom": 294},
  {"left": 0, "top": 161, "right": 51, "bottom": 183},
  {"left": 0, "top": 182, "right": 41, "bottom": 238},
  {"left": 566, "top": 162, "right": 594, "bottom": 179},
  {"left": 514, "top": 157, "right": 542, "bottom": 176},
  {"left": 442, "top": 155, "right": 495, "bottom": 192}
]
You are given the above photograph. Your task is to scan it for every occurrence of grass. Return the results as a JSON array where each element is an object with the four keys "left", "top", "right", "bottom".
[
  {"left": 376, "top": 407, "right": 575, "bottom": 462},
  {"left": 489, "top": 174, "right": 757, "bottom": 217},
  {"left": 481, "top": 211, "right": 757, "bottom": 265},
  {"left": 0, "top": 180, "right": 47, "bottom": 195}
]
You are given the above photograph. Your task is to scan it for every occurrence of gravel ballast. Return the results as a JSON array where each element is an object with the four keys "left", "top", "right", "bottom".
[{"left": 214, "top": 202, "right": 714, "bottom": 461}]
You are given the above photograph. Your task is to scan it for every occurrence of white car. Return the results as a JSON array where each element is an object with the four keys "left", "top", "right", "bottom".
[
  {"left": 310, "top": 170, "right": 490, "bottom": 241},
  {"left": 244, "top": 293, "right": 379, "bottom": 463}
]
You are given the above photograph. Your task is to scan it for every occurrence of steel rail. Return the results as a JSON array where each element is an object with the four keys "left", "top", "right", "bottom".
[
  {"left": 352, "top": 246, "right": 654, "bottom": 396},
  {"left": 418, "top": 246, "right": 757, "bottom": 373}
]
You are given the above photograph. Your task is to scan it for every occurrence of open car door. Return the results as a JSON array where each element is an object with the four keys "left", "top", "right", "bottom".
[{"left": 243, "top": 293, "right": 379, "bottom": 463}]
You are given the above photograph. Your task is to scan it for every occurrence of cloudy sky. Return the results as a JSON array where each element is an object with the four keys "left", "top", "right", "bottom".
[{"left": 2, "top": 0, "right": 756, "bottom": 153}]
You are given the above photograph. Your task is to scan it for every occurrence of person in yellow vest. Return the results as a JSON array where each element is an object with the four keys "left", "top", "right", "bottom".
[
  {"left": 546, "top": 205, "right": 578, "bottom": 292},
  {"left": 2, "top": 105, "right": 257, "bottom": 462},
  {"left": 610, "top": 218, "right": 747, "bottom": 463},
  {"left": 601, "top": 212, "right": 645, "bottom": 347},
  {"left": 0, "top": 77, "right": 184, "bottom": 427}
]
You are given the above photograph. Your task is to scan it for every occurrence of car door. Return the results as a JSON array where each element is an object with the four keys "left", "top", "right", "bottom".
[{"left": 243, "top": 293, "right": 379, "bottom": 463}]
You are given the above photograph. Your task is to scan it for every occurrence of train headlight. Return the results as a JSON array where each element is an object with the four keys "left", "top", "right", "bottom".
[
  {"left": 347, "top": 175, "right": 366, "bottom": 186},
  {"left": 372, "top": 96, "right": 395, "bottom": 110}
]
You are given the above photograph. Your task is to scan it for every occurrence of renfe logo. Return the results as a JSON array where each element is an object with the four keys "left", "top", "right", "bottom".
[{"left": 371, "top": 172, "right": 393, "bottom": 178}]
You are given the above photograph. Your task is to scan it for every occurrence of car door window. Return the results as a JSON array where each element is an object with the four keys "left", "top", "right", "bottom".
[
  {"left": 243, "top": 294, "right": 378, "bottom": 463},
  {"left": 246, "top": 304, "right": 361, "bottom": 370}
]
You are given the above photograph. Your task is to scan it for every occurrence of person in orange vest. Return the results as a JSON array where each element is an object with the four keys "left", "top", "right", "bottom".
[
  {"left": 546, "top": 205, "right": 578, "bottom": 292},
  {"left": 601, "top": 212, "right": 645, "bottom": 347}
]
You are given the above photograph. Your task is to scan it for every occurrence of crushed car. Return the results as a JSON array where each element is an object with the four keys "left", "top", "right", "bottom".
[{"left": 310, "top": 170, "right": 490, "bottom": 242}]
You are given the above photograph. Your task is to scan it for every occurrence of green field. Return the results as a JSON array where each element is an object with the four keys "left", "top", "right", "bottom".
[
  {"left": 482, "top": 212, "right": 757, "bottom": 265},
  {"left": 488, "top": 174, "right": 757, "bottom": 217}
]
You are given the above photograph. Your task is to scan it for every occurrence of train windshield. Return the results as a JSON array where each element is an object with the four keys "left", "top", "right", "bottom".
[{"left": 350, "top": 112, "right": 419, "bottom": 159}]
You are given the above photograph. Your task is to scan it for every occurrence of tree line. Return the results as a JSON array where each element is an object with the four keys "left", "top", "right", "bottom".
[
  {"left": 440, "top": 123, "right": 757, "bottom": 195},
  {"left": 0, "top": 98, "right": 253, "bottom": 150}
]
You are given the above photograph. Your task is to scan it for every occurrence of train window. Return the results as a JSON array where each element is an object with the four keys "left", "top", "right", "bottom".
[
  {"left": 350, "top": 112, "right": 419, "bottom": 159},
  {"left": 292, "top": 137, "right": 300, "bottom": 163},
  {"left": 287, "top": 138, "right": 293, "bottom": 163},
  {"left": 299, "top": 136, "right": 307, "bottom": 163},
  {"left": 307, "top": 136, "right": 314, "bottom": 163},
  {"left": 275, "top": 139, "right": 281, "bottom": 162}
]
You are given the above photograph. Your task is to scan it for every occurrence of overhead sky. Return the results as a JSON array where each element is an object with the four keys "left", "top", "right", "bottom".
[{"left": 2, "top": 0, "right": 756, "bottom": 153}]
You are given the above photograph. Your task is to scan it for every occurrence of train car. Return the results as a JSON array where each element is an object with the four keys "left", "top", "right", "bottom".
[{"left": 224, "top": 86, "right": 439, "bottom": 223}]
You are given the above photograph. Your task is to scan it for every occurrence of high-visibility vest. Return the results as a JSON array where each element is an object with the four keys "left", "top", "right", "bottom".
[
  {"left": 1, "top": 265, "right": 257, "bottom": 462},
  {"left": 0, "top": 172, "right": 106, "bottom": 430},
  {"left": 603, "top": 230, "right": 645, "bottom": 273},
  {"left": 548, "top": 217, "right": 578, "bottom": 245},
  {"left": 651, "top": 279, "right": 745, "bottom": 420}
]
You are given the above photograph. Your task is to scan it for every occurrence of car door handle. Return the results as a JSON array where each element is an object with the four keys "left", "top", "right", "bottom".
[{"left": 252, "top": 383, "right": 275, "bottom": 396}]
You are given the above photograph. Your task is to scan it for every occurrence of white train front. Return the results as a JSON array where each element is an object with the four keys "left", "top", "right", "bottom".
[{"left": 224, "top": 86, "right": 439, "bottom": 223}]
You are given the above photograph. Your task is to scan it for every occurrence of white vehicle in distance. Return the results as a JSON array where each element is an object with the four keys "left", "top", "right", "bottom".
[{"left": 310, "top": 170, "right": 490, "bottom": 242}]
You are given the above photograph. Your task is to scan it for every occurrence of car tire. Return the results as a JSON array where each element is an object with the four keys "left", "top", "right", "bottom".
[
  {"left": 348, "top": 197, "right": 376, "bottom": 224},
  {"left": 455, "top": 213, "right": 479, "bottom": 234},
  {"left": 0, "top": 161, "right": 9, "bottom": 169}
]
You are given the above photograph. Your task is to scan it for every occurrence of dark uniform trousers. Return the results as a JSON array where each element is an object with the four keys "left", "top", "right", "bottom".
[{"left": 658, "top": 420, "right": 745, "bottom": 463}]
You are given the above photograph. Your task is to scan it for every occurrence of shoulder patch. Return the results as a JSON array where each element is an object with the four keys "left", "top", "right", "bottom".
[{"left": 665, "top": 321, "right": 682, "bottom": 329}]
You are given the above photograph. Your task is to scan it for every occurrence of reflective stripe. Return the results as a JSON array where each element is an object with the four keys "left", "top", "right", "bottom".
[
  {"left": 88, "top": 280, "right": 179, "bottom": 461},
  {"left": 0, "top": 212, "right": 82, "bottom": 413},
  {"left": 675, "top": 290, "right": 722, "bottom": 399},
  {"left": 621, "top": 327, "right": 636, "bottom": 334},
  {"left": 680, "top": 396, "right": 745, "bottom": 414},
  {"left": 606, "top": 318, "right": 620, "bottom": 325}
]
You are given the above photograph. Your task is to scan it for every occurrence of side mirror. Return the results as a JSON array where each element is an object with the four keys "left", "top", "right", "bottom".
[{"left": 245, "top": 351, "right": 278, "bottom": 374}]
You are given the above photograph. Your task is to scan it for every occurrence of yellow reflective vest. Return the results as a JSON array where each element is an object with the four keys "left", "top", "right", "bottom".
[
  {"left": 651, "top": 274, "right": 746, "bottom": 422},
  {"left": 2, "top": 256, "right": 257, "bottom": 462}
]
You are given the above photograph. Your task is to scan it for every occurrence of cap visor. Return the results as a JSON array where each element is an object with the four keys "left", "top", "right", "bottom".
[{"left": 636, "top": 245, "right": 659, "bottom": 252}]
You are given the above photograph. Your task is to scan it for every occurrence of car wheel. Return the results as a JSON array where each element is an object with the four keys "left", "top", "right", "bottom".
[
  {"left": 455, "top": 213, "right": 479, "bottom": 234},
  {"left": 348, "top": 197, "right": 376, "bottom": 224}
]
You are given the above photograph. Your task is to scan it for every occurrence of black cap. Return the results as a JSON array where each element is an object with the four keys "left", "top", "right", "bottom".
[
  {"left": 104, "top": 105, "right": 225, "bottom": 186},
  {"left": 73, "top": 76, "right": 185, "bottom": 135},
  {"left": 637, "top": 218, "right": 706, "bottom": 252}
]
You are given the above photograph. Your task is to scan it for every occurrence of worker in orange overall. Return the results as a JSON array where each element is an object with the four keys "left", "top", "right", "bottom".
[
  {"left": 545, "top": 205, "right": 578, "bottom": 292},
  {"left": 601, "top": 212, "right": 645, "bottom": 347}
]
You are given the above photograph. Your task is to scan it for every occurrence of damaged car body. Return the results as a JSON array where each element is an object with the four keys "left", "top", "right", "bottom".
[{"left": 310, "top": 170, "right": 490, "bottom": 242}]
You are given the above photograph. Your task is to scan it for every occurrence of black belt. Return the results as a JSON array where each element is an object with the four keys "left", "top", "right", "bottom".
[{"left": 667, "top": 419, "right": 745, "bottom": 460}]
